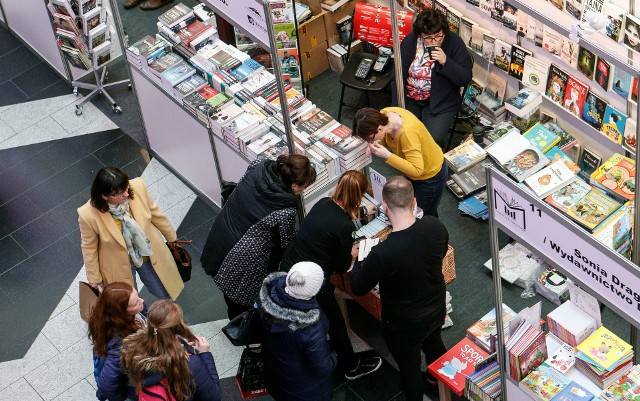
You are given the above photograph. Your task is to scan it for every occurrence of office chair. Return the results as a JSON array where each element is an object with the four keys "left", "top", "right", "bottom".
[{"left": 445, "top": 49, "right": 476, "bottom": 151}]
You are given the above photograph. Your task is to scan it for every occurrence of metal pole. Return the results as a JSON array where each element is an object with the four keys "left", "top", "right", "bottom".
[
  {"left": 486, "top": 166, "right": 508, "bottom": 401},
  {"left": 262, "top": 0, "right": 306, "bottom": 219},
  {"left": 632, "top": 66, "right": 640, "bottom": 366},
  {"left": 290, "top": 0, "right": 306, "bottom": 96},
  {"left": 389, "top": 0, "right": 405, "bottom": 108}
]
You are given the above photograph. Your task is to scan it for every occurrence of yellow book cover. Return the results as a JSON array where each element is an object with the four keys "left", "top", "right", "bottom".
[{"left": 576, "top": 326, "right": 632, "bottom": 370}]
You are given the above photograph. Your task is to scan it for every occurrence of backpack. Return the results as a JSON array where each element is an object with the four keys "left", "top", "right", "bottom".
[{"left": 139, "top": 378, "right": 177, "bottom": 401}]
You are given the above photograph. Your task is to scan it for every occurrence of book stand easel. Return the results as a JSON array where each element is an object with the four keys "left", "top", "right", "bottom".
[{"left": 72, "top": 61, "right": 130, "bottom": 116}]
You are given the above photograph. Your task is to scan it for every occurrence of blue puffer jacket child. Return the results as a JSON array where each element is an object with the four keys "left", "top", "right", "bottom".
[
  {"left": 259, "top": 272, "right": 338, "bottom": 401},
  {"left": 96, "top": 337, "right": 136, "bottom": 401}
]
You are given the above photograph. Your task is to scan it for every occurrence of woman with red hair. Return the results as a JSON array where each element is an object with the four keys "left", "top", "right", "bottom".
[{"left": 88, "top": 282, "right": 145, "bottom": 401}]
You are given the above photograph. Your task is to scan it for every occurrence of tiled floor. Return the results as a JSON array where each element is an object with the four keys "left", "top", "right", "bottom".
[{"left": 0, "top": 25, "right": 416, "bottom": 401}]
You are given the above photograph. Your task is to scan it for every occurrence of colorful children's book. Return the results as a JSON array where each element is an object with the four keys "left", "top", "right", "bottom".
[
  {"left": 560, "top": 37, "right": 579, "bottom": 69},
  {"left": 524, "top": 123, "right": 560, "bottom": 153},
  {"left": 524, "top": 160, "right": 578, "bottom": 198},
  {"left": 577, "top": 147, "right": 601, "bottom": 181},
  {"left": 593, "top": 155, "right": 635, "bottom": 202},
  {"left": 551, "top": 381, "right": 594, "bottom": 401},
  {"left": 612, "top": 66, "right": 632, "bottom": 99},
  {"left": 545, "top": 147, "right": 580, "bottom": 173},
  {"left": 562, "top": 76, "right": 588, "bottom": 118},
  {"left": 603, "top": 3, "right": 627, "bottom": 42},
  {"left": 520, "top": 362, "right": 572, "bottom": 401},
  {"left": 576, "top": 327, "right": 633, "bottom": 371},
  {"left": 428, "top": 337, "right": 490, "bottom": 396},
  {"left": 546, "top": 343, "right": 576, "bottom": 374},
  {"left": 546, "top": 65, "right": 569, "bottom": 105},
  {"left": 566, "top": 188, "right": 622, "bottom": 232},
  {"left": 601, "top": 105, "right": 627, "bottom": 144},
  {"left": 582, "top": 91, "right": 607, "bottom": 131},
  {"left": 494, "top": 39, "right": 512, "bottom": 72},
  {"left": 545, "top": 179, "right": 592, "bottom": 213},
  {"left": 565, "top": 0, "right": 583, "bottom": 20}
]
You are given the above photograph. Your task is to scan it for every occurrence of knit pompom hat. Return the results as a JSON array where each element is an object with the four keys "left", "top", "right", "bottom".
[{"left": 285, "top": 262, "right": 324, "bottom": 300}]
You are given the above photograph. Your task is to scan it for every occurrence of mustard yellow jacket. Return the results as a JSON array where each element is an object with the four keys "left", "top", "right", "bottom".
[{"left": 77, "top": 177, "right": 184, "bottom": 300}]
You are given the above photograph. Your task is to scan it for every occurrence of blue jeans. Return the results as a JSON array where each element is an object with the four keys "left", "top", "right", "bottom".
[
  {"left": 411, "top": 162, "right": 447, "bottom": 218},
  {"left": 405, "top": 97, "right": 458, "bottom": 149},
  {"left": 132, "top": 259, "right": 171, "bottom": 299}
]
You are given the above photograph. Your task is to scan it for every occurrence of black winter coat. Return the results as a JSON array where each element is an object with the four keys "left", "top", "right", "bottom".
[
  {"left": 200, "top": 159, "right": 300, "bottom": 306},
  {"left": 391, "top": 31, "right": 473, "bottom": 114},
  {"left": 96, "top": 337, "right": 135, "bottom": 401},
  {"left": 259, "top": 273, "right": 337, "bottom": 401}
]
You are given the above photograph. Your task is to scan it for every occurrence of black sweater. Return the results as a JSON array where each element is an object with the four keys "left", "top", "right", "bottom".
[
  {"left": 351, "top": 216, "right": 449, "bottom": 324},
  {"left": 280, "top": 198, "right": 355, "bottom": 278}
]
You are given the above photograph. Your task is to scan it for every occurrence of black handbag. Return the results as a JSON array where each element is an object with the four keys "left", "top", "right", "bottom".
[
  {"left": 222, "top": 307, "right": 262, "bottom": 346},
  {"left": 236, "top": 346, "right": 268, "bottom": 397},
  {"left": 167, "top": 240, "right": 192, "bottom": 282}
]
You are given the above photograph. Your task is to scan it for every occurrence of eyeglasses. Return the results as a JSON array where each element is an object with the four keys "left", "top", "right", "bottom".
[{"left": 421, "top": 32, "right": 444, "bottom": 42}]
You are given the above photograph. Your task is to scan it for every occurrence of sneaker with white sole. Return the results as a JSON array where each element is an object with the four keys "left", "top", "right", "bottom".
[{"left": 344, "top": 357, "right": 383, "bottom": 380}]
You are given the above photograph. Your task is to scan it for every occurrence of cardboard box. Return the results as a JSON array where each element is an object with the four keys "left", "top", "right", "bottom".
[
  {"left": 324, "top": 0, "right": 357, "bottom": 46},
  {"left": 300, "top": 41, "right": 329, "bottom": 81},
  {"left": 297, "top": 11, "right": 327, "bottom": 53}
]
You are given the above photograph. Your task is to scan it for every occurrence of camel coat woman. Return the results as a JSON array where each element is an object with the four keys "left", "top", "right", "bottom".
[{"left": 78, "top": 177, "right": 184, "bottom": 300}]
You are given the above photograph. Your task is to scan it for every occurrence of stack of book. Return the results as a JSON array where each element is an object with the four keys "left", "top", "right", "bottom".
[
  {"left": 171, "top": 74, "right": 207, "bottom": 101},
  {"left": 222, "top": 112, "right": 263, "bottom": 151},
  {"left": 466, "top": 304, "right": 516, "bottom": 353},
  {"left": 326, "top": 43, "right": 349, "bottom": 74},
  {"left": 443, "top": 139, "right": 487, "bottom": 174},
  {"left": 209, "top": 103, "right": 245, "bottom": 138},
  {"left": 520, "top": 362, "right": 572, "bottom": 401},
  {"left": 575, "top": 327, "right": 634, "bottom": 389},
  {"left": 160, "top": 60, "right": 196, "bottom": 89},
  {"left": 146, "top": 52, "right": 183, "bottom": 84},
  {"left": 589, "top": 153, "right": 636, "bottom": 203},
  {"left": 183, "top": 85, "right": 230, "bottom": 124},
  {"left": 505, "top": 321, "right": 547, "bottom": 381},
  {"left": 458, "top": 195, "right": 489, "bottom": 219},
  {"left": 505, "top": 88, "right": 542, "bottom": 133},
  {"left": 482, "top": 121, "right": 520, "bottom": 147},
  {"left": 547, "top": 301, "right": 597, "bottom": 347},
  {"left": 246, "top": 132, "right": 287, "bottom": 161},
  {"left": 126, "top": 36, "right": 171, "bottom": 70},
  {"left": 428, "top": 337, "right": 490, "bottom": 396},
  {"left": 446, "top": 160, "right": 495, "bottom": 199},
  {"left": 465, "top": 360, "right": 502, "bottom": 401},
  {"left": 601, "top": 365, "right": 640, "bottom": 401},
  {"left": 476, "top": 92, "right": 507, "bottom": 123}
]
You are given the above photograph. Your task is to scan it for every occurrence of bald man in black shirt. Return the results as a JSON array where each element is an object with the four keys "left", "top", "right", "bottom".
[{"left": 351, "top": 176, "right": 449, "bottom": 401}]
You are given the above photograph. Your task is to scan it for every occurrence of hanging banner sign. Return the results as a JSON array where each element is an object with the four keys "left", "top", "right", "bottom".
[
  {"left": 488, "top": 168, "right": 640, "bottom": 327},
  {"left": 204, "top": 0, "right": 269, "bottom": 49},
  {"left": 353, "top": 3, "right": 414, "bottom": 48}
]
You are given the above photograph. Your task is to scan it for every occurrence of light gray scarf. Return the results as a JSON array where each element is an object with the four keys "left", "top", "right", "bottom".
[{"left": 108, "top": 201, "right": 152, "bottom": 268}]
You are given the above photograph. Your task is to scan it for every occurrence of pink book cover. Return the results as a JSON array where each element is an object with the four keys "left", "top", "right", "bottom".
[{"left": 563, "top": 75, "right": 588, "bottom": 118}]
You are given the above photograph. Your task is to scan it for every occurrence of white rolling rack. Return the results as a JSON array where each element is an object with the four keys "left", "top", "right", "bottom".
[{"left": 46, "top": 0, "right": 130, "bottom": 116}]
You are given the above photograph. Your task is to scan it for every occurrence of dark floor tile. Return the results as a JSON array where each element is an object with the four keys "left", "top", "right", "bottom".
[
  {"left": 27, "top": 78, "right": 73, "bottom": 102},
  {"left": 92, "top": 133, "right": 146, "bottom": 168},
  {"left": 120, "top": 155, "right": 150, "bottom": 179},
  {"left": 0, "top": 80, "right": 27, "bottom": 106},
  {"left": 0, "top": 140, "right": 55, "bottom": 175},
  {"left": 182, "top": 218, "right": 216, "bottom": 253},
  {"left": 0, "top": 236, "right": 82, "bottom": 300},
  {"left": 176, "top": 197, "right": 218, "bottom": 238},
  {"left": 40, "top": 129, "right": 124, "bottom": 173},
  {"left": 0, "top": 152, "right": 56, "bottom": 205},
  {"left": 11, "top": 62, "right": 63, "bottom": 97},
  {"left": 23, "top": 154, "right": 102, "bottom": 213},
  {"left": 0, "top": 236, "right": 29, "bottom": 275},
  {"left": 0, "top": 47, "right": 41, "bottom": 83},
  {"left": 181, "top": 293, "right": 227, "bottom": 326},
  {"left": 0, "top": 28, "right": 22, "bottom": 57},
  {"left": 332, "top": 384, "right": 365, "bottom": 401},
  {"left": 0, "top": 194, "right": 42, "bottom": 238},
  {"left": 65, "top": 228, "right": 81, "bottom": 250},
  {"left": 346, "top": 351, "right": 402, "bottom": 401}
]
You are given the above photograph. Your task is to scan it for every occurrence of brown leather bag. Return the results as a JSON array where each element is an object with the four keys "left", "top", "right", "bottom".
[{"left": 167, "top": 239, "right": 192, "bottom": 282}]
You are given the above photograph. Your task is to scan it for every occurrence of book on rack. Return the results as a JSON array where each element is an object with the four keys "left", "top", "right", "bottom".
[
  {"left": 92, "top": 41, "right": 111, "bottom": 68},
  {"left": 581, "top": 0, "right": 606, "bottom": 24},
  {"left": 336, "top": 15, "right": 353, "bottom": 45},
  {"left": 443, "top": 139, "right": 487, "bottom": 174},
  {"left": 547, "top": 301, "right": 597, "bottom": 346},
  {"left": 466, "top": 304, "right": 517, "bottom": 353},
  {"left": 476, "top": 91, "right": 507, "bottom": 122},
  {"left": 73, "top": 0, "right": 101, "bottom": 17},
  {"left": 535, "top": 267, "right": 569, "bottom": 306},
  {"left": 524, "top": 160, "right": 578, "bottom": 198},
  {"left": 577, "top": 147, "right": 602, "bottom": 181},
  {"left": 435, "top": 0, "right": 451, "bottom": 17},
  {"left": 486, "top": 70, "right": 507, "bottom": 103},
  {"left": 577, "top": 46, "right": 597, "bottom": 80},
  {"left": 543, "top": 26, "right": 563, "bottom": 56},
  {"left": 81, "top": 7, "right": 104, "bottom": 36},
  {"left": 465, "top": 361, "right": 502, "bottom": 401},
  {"left": 576, "top": 326, "right": 634, "bottom": 373},
  {"left": 551, "top": 381, "right": 594, "bottom": 401},
  {"left": 269, "top": 0, "right": 291, "bottom": 24},
  {"left": 460, "top": 17, "right": 476, "bottom": 48},
  {"left": 623, "top": 118, "right": 636, "bottom": 154},
  {"left": 158, "top": 3, "right": 194, "bottom": 30},
  {"left": 625, "top": 15, "right": 640, "bottom": 55},
  {"left": 601, "top": 105, "right": 627, "bottom": 145},
  {"left": 477, "top": 0, "right": 492, "bottom": 16},
  {"left": 60, "top": 45, "right": 91, "bottom": 69},
  {"left": 482, "top": 33, "right": 496, "bottom": 63},
  {"left": 510, "top": 44, "right": 532, "bottom": 81},
  {"left": 486, "top": 130, "right": 550, "bottom": 182},
  {"left": 520, "top": 362, "right": 572, "bottom": 401},
  {"left": 502, "top": 1, "right": 518, "bottom": 30},
  {"left": 595, "top": 58, "right": 611, "bottom": 91},
  {"left": 543, "top": 121, "right": 577, "bottom": 151},
  {"left": 549, "top": 0, "right": 565, "bottom": 11},
  {"left": 565, "top": 0, "right": 583, "bottom": 20},
  {"left": 545, "top": 179, "right": 592, "bottom": 213},
  {"left": 49, "top": 0, "right": 75, "bottom": 17},
  {"left": 471, "top": 25, "right": 489, "bottom": 54},
  {"left": 563, "top": 75, "right": 589, "bottom": 118},
  {"left": 274, "top": 22, "right": 296, "bottom": 49},
  {"left": 52, "top": 12, "right": 80, "bottom": 36},
  {"left": 522, "top": 56, "right": 550, "bottom": 93},
  {"left": 523, "top": 123, "right": 560, "bottom": 153},
  {"left": 494, "top": 39, "right": 511, "bottom": 72},
  {"left": 505, "top": 88, "right": 542, "bottom": 117},
  {"left": 566, "top": 187, "right": 622, "bottom": 231},
  {"left": 591, "top": 153, "right": 635, "bottom": 202},
  {"left": 560, "top": 36, "right": 579, "bottom": 69},
  {"left": 427, "top": 337, "right": 490, "bottom": 396},
  {"left": 546, "top": 64, "right": 570, "bottom": 105},
  {"left": 612, "top": 66, "right": 632, "bottom": 99},
  {"left": 462, "top": 80, "right": 483, "bottom": 112},
  {"left": 55, "top": 28, "right": 84, "bottom": 51},
  {"left": 490, "top": 0, "right": 503, "bottom": 23},
  {"left": 582, "top": 91, "right": 607, "bottom": 131},
  {"left": 87, "top": 23, "right": 107, "bottom": 50},
  {"left": 446, "top": 7, "right": 462, "bottom": 34},
  {"left": 506, "top": 321, "right": 547, "bottom": 381}
]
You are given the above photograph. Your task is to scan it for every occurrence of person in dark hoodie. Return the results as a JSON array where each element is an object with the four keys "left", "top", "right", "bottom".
[
  {"left": 259, "top": 262, "right": 337, "bottom": 401},
  {"left": 120, "top": 300, "right": 221, "bottom": 401},
  {"left": 200, "top": 154, "right": 316, "bottom": 320},
  {"left": 88, "top": 282, "right": 145, "bottom": 401}
]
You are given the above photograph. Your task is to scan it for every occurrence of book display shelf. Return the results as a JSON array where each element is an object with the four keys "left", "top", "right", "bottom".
[{"left": 108, "top": 0, "right": 373, "bottom": 211}]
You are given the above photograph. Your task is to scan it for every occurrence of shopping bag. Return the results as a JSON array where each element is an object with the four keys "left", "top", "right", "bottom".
[
  {"left": 222, "top": 308, "right": 262, "bottom": 346},
  {"left": 166, "top": 240, "right": 192, "bottom": 282},
  {"left": 79, "top": 281, "right": 100, "bottom": 323},
  {"left": 236, "top": 346, "right": 269, "bottom": 399}
]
